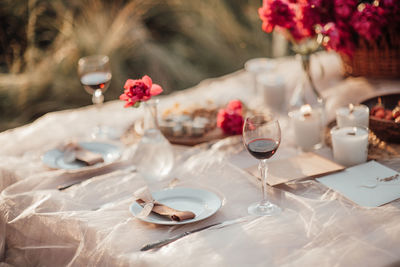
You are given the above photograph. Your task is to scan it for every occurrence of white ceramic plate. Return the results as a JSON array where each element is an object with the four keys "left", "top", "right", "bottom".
[
  {"left": 130, "top": 187, "right": 222, "bottom": 225},
  {"left": 42, "top": 142, "right": 121, "bottom": 170}
]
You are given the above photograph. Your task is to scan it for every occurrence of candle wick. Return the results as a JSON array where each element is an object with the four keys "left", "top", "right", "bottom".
[{"left": 347, "top": 132, "right": 356, "bottom": 136}]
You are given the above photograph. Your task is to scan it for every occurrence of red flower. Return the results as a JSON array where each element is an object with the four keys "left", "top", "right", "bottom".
[
  {"left": 380, "top": 0, "right": 400, "bottom": 27},
  {"left": 321, "top": 22, "right": 355, "bottom": 56},
  {"left": 300, "top": 0, "right": 334, "bottom": 38},
  {"left": 334, "top": 0, "right": 357, "bottom": 19},
  {"left": 350, "top": 4, "right": 386, "bottom": 42},
  {"left": 258, "top": 0, "right": 296, "bottom": 33},
  {"left": 120, "top": 75, "right": 163, "bottom": 108},
  {"left": 227, "top": 100, "right": 243, "bottom": 115},
  {"left": 217, "top": 100, "right": 244, "bottom": 135}
]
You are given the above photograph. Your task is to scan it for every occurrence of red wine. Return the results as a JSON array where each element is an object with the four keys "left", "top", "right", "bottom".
[
  {"left": 246, "top": 138, "right": 279, "bottom": 159},
  {"left": 80, "top": 72, "right": 112, "bottom": 94}
]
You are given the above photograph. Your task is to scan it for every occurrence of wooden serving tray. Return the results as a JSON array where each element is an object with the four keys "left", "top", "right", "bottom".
[
  {"left": 121, "top": 121, "right": 229, "bottom": 146},
  {"left": 164, "top": 127, "right": 228, "bottom": 146}
]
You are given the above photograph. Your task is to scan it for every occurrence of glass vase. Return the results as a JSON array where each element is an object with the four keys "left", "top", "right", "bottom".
[
  {"left": 132, "top": 99, "right": 174, "bottom": 182},
  {"left": 288, "top": 53, "right": 326, "bottom": 151},
  {"left": 289, "top": 53, "right": 324, "bottom": 110}
]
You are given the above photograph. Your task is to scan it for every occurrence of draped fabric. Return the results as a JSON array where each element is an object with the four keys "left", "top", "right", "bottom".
[{"left": 1, "top": 52, "right": 399, "bottom": 266}]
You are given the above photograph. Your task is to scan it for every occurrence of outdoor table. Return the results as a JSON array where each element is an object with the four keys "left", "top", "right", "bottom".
[{"left": 0, "top": 52, "right": 399, "bottom": 266}]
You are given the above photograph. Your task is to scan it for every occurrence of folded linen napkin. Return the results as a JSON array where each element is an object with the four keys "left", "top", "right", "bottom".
[
  {"left": 64, "top": 143, "right": 104, "bottom": 166},
  {"left": 134, "top": 187, "right": 196, "bottom": 222}
]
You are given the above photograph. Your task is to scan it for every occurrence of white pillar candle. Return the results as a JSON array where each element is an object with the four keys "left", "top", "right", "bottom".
[
  {"left": 336, "top": 104, "right": 369, "bottom": 128},
  {"left": 289, "top": 104, "right": 323, "bottom": 151},
  {"left": 330, "top": 126, "right": 369, "bottom": 167},
  {"left": 257, "top": 74, "right": 286, "bottom": 113}
]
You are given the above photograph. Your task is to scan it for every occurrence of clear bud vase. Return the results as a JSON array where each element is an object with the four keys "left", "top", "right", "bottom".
[
  {"left": 288, "top": 53, "right": 326, "bottom": 151},
  {"left": 132, "top": 99, "right": 174, "bottom": 181}
]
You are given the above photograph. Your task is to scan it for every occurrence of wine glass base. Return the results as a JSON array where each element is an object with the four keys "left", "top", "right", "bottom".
[{"left": 248, "top": 201, "right": 281, "bottom": 216}]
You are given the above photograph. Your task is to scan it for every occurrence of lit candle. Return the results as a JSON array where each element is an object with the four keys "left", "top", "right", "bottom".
[
  {"left": 336, "top": 104, "right": 369, "bottom": 128},
  {"left": 330, "top": 126, "right": 369, "bottom": 167},
  {"left": 289, "top": 104, "right": 323, "bottom": 150}
]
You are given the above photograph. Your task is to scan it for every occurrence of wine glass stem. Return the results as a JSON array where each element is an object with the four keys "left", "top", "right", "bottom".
[
  {"left": 92, "top": 89, "right": 104, "bottom": 130},
  {"left": 259, "top": 159, "right": 268, "bottom": 205}
]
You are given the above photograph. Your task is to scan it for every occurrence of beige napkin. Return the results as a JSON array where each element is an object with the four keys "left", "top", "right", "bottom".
[
  {"left": 134, "top": 187, "right": 196, "bottom": 222},
  {"left": 246, "top": 152, "right": 344, "bottom": 186},
  {"left": 64, "top": 143, "right": 104, "bottom": 166}
]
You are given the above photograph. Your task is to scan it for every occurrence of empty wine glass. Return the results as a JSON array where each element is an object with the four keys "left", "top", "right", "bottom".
[
  {"left": 243, "top": 113, "right": 281, "bottom": 216},
  {"left": 78, "top": 55, "right": 112, "bottom": 139}
]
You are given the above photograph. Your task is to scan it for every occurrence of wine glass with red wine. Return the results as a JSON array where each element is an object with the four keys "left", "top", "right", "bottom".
[
  {"left": 78, "top": 55, "right": 112, "bottom": 139},
  {"left": 243, "top": 114, "right": 281, "bottom": 216}
]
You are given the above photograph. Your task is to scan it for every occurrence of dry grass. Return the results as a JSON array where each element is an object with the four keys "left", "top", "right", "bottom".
[{"left": 0, "top": 0, "right": 275, "bottom": 131}]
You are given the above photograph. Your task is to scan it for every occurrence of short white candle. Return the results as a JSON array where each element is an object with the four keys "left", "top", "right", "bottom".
[
  {"left": 289, "top": 104, "right": 323, "bottom": 150},
  {"left": 330, "top": 126, "right": 369, "bottom": 167},
  {"left": 336, "top": 104, "right": 369, "bottom": 128},
  {"left": 257, "top": 74, "right": 286, "bottom": 113}
]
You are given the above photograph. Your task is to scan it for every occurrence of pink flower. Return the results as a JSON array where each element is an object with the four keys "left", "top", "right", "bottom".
[
  {"left": 300, "top": 0, "right": 334, "bottom": 35},
  {"left": 258, "top": 0, "right": 296, "bottom": 33},
  {"left": 217, "top": 100, "right": 244, "bottom": 135},
  {"left": 321, "top": 22, "right": 355, "bottom": 56},
  {"left": 334, "top": 0, "right": 357, "bottom": 19},
  {"left": 380, "top": 0, "right": 400, "bottom": 27},
  {"left": 227, "top": 100, "right": 243, "bottom": 115},
  {"left": 351, "top": 4, "right": 386, "bottom": 42},
  {"left": 119, "top": 75, "right": 163, "bottom": 108}
]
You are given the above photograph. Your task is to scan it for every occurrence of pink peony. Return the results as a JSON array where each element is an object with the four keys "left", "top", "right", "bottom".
[
  {"left": 120, "top": 75, "right": 163, "bottom": 108},
  {"left": 350, "top": 4, "right": 386, "bottom": 42},
  {"left": 217, "top": 100, "right": 244, "bottom": 135},
  {"left": 258, "top": 0, "right": 296, "bottom": 33}
]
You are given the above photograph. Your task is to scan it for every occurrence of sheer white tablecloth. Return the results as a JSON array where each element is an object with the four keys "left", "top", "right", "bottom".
[{"left": 1, "top": 52, "right": 400, "bottom": 266}]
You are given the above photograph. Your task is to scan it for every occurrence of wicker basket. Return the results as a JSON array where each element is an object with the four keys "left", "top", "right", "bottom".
[{"left": 341, "top": 40, "right": 400, "bottom": 79}]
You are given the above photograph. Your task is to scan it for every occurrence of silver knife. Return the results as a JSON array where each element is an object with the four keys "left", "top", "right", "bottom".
[
  {"left": 58, "top": 164, "right": 136, "bottom": 191},
  {"left": 140, "top": 218, "right": 247, "bottom": 251}
]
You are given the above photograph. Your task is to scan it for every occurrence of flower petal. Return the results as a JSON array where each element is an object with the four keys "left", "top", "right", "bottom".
[
  {"left": 142, "top": 75, "right": 152, "bottom": 88},
  {"left": 124, "top": 79, "right": 135, "bottom": 89},
  {"left": 119, "top": 94, "right": 129, "bottom": 101},
  {"left": 150, "top": 84, "right": 163, "bottom": 96},
  {"left": 124, "top": 102, "right": 133, "bottom": 108}
]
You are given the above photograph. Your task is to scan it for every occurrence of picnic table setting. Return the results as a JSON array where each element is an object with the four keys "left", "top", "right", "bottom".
[{"left": 1, "top": 1, "right": 400, "bottom": 266}]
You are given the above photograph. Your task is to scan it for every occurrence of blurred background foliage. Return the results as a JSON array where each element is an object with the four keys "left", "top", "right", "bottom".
[{"left": 0, "top": 0, "right": 280, "bottom": 131}]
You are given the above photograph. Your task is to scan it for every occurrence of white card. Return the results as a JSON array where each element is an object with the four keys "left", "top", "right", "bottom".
[{"left": 317, "top": 161, "right": 400, "bottom": 207}]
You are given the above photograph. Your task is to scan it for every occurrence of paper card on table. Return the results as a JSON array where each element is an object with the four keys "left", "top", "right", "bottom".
[
  {"left": 316, "top": 161, "right": 400, "bottom": 207},
  {"left": 246, "top": 152, "right": 344, "bottom": 186}
]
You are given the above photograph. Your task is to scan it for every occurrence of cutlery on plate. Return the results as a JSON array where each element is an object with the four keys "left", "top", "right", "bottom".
[{"left": 140, "top": 217, "right": 247, "bottom": 251}]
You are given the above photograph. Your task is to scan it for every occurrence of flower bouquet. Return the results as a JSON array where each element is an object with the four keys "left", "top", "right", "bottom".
[{"left": 258, "top": 0, "right": 400, "bottom": 78}]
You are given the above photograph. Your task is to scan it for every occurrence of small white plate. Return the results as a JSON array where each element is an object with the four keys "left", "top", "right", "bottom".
[
  {"left": 42, "top": 142, "right": 121, "bottom": 170},
  {"left": 130, "top": 187, "right": 222, "bottom": 225}
]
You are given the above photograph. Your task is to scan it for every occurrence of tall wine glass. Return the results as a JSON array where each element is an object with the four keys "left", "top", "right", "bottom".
[
  {"left": 243, "top": 114, "right": 281, "bottom": 216},
  {"left": 78, "top": 55, "right": 112, "bottom": 139}
]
